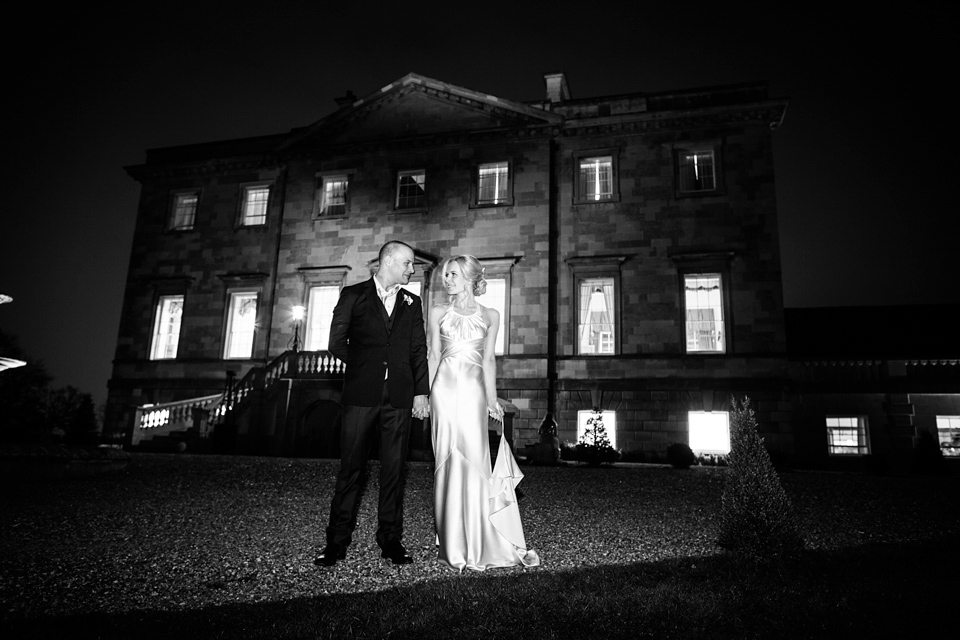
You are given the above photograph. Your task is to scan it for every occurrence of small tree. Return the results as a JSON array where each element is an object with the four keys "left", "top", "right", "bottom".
[
  {"left": 576, "top": 408, "right": 620, "bottom": 465},
  {"left": 718, "top": 397, "right": 804, "bottom": 559}
]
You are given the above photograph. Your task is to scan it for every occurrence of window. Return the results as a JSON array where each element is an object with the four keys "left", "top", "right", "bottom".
[
  {"left": 937, "top": 416, "right": 960, "bottom": 457},
  {"left": 169, "top": 192, "right": 198, "bottom": 231},
  {"left": 396, "top": 170, "right": 426, "bottom": 210},
  {"left": 149, "top": 295, "right": 183, "bottom": 360},
  {"left": 476, "top": 162, "right": 511, "bottom": 206},
  {"left": 224, "top": 291, "right": 259, "bottom": 359},
  {"left": 574, "top": 151, "right": 618, "bottom": 204},
  {"left": 675, "top": 145, "right": 723, "bottom": 197},
  {"left": 679, "top": 150, "right": 716, "bottom": 193},
  {"left": 826, "top": 416, "right": 869, "bottom": 455},
  {"left": 568, "top": 256, "right": 624, "bottom": 356},
  {"left": 684, "top": 274, "right": 726, "bottom": 353},
  {"left": 483, "top": 278, "right": 507, "bottom": 355},
  {"left": 578, "top": 410, "right": 617, "bottom": 449},
  {"left": 315, "top": 175, "right": 349, "bottom": 218},
  {"left": 577, "top": 278, "right": 615, "bottom": 355},
  {"left": 689, "top": 411, "right": 730, "bottom": 454},
  {"left": 304, "top": 285, "right": 340, "bottom": 351},
  {"left": 240, "top": 185, "right": 270, "bottom": 226}
]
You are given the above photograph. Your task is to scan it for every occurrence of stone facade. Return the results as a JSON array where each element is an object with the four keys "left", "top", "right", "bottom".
[{"left": 108, "top": 72, "right": 797, "bottom": 461}]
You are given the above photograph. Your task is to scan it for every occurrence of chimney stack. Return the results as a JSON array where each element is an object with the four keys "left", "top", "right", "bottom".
[{"left": 543, "top": 73, "right": 570, "bottom": 103}]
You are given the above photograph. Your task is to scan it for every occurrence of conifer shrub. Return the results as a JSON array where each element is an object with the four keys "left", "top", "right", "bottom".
[
  {"left": 909, "top": 429, "right": 947, "bottom": 475},
  {"left": 718, "top": 396, "right": 804, "bottom": 559},
  {"left": 576, "top": 409, "right": 620, "bottom": 465},
  {"left": 666, "top": 442, "right": 696, "bottom": 469}
]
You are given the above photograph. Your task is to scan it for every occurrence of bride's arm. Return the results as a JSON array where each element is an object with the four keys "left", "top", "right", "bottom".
[
  {"left": 427, "top": 304, "right": 444, "bottom": 388},
  {"left": 481, "top": 306, "right": 503, "bottom": 424}
]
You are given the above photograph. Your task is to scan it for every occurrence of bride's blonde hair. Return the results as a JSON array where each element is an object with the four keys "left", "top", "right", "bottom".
[{"left": 443, "top": 255, "right": 487, "bottom": 296}]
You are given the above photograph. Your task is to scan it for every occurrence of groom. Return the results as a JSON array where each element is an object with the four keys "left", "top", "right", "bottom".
[{"left": 315, "top": 241, "right": 431, "bottom": 567}]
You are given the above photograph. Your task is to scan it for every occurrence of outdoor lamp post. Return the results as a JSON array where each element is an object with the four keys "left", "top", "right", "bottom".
[{"left": 291, "top": 305, "right": 305, "bottom": 352}]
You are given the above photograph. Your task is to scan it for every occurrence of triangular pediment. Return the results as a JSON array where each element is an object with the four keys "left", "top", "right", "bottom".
[{"left": 281, "top": 73, "right": 560, "bottom": 150}]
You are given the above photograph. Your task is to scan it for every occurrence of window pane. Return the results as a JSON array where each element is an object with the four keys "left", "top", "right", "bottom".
[
  {"left": 578, "top": 277, "right": 615, "bottom": 355},
  {"left": 478, "top": 162, "right": 509, "bottom": 205},
  {"left": 304, "top": 285, "right": 340, "bottom": 351},
  {"left": 937, "top": 416, "right": 960, "bottom": 457},
  {"left": 397, "top": 171, "right": 426, "bottom": 209},
  {"left": 171, "top": 194, "right": 197, "bottom": 230},
  {"left": 150, "top": 295, "right": 183, "bottom": 360},
  {"left": 225, "top": 292, "right": 258, "bottom": 358},
  {"left": 679, "top": 151, "right": 716, "bottom": 192},
  {"left": 826, "top": 416, "right": 869, "bottom": 455},
  {"left": 241, "top": 187, "right": 270, "bottom": 225},
  {"left": 577, "top": 410, "right": 617, "bottom": 449},
  {"left": 320, "top": 177, "right": 348, "bottom": 216},
  {"left": 685, "top": 274, "right": 725, "bottom": 353},
  {"left": 482, "top": 278, "right": 507, "bottom": 355},
  {"left": 689, "top": 411, "right": 730, "bottom": 454},
  {"left": 578, "top": 156, "right": 612, "bottom": 201}
]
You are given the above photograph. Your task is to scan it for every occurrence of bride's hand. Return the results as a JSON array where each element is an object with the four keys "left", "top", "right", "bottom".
[{"left": 487, "top": 401, "right": 504, "bottom": 424}]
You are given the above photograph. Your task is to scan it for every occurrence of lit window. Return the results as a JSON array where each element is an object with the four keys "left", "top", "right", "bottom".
[
  {"left": 396, "top": 170, "right": 426, "bottom": 210},
  {"left": 577, "top": 410, "right": 617, "bottom": 449},
  {"left": 477, "top": 162, "right": 510, "bottom": 206},
  {"left": 826, "top": 416, "right": 869, "bottom": 456},
  {"left": 316, "top": 176, "right": 348, "bottom": 218},
  {"left": 240, "top": 186, "right": 270, "bottom": 226},
  {"left": 937, "top": 416, "right": 960, "bottom": 457},
  {"left": 224, "top": 292, "right": 258, "bottom": 359},
  {"left": 578, "top": 277, "right": 615, "bottom": 355},
  {"left": 689, "top": 411, "right": 730, "bottom": 454},
  {"left": 684, "top": 274, "right": 725, "bottom": 353},
  {"left": 678, "top": 150, "right": 718, "bottom": 194},
  {"left": 170, "top": 192, "right": 198, "bottom": 231},
  {"left": 304, "top": 285, "right": 340, "bottom": 351},
  {"left": 149, "top": 295, "right": 183, "bottom": 360},
  {"left": 577, "top": 156, "right": 613, "bottom": 201}
]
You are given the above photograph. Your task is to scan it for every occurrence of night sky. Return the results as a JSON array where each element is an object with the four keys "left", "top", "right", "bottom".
[{"left": 2, "top": 1, "right": 957, "bottom": 407}]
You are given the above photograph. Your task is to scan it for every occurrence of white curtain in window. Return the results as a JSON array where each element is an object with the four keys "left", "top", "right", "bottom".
[
  {"left": 684, "top": 274, "right": 724, "bottom": 352},
  {"left": 225, "top": 292, "right": 258, "bottom": 358},
  {"left": 150, "top": 295, "right": 183, "bottom": 360},
  {"left": 304, "top": 285, "right": 340, "bottom": 351},
  {"left": 578, "top": 278, "right": 614, "bottom": 354}
]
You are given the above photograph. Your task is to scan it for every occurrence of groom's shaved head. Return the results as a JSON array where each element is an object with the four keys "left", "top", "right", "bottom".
[{"left": 379, "top": 241, "right": 413, "bottom": 263}]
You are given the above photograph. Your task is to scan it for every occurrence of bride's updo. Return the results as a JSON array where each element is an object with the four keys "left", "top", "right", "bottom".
[{"left": 446, "top": 254, "right": 486, "bottom": 296}]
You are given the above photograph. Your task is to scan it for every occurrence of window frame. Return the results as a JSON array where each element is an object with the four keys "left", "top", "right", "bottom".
[
  {"left": 238, "top": 183, "right": 271, "bottom": 227},
  {"left": 149, "top": 294, "right": 185, "bottom": 360},
  {"left": 298, "top": 266, "right": 351, "bottom": 352},
  {"left": 314, "top": 173, "right": 350, "bottom": 219},
  {"left": 674, "top": 143, "right": 724, "bottom": 198},
  {"left": 573, "top": 149, "right": 620, "bottom": 205},
  {"left": 168, "top": 190, "right": 200, "bottom": 231},
  {"left": 577, "top": 409, "right": 617, "bottom": 450},
  {"left": 567, "top": 256, "right": 626, "bottom": 356},
  {"left": 682, "top": 273, "right": 727, "bottom": 354},
  {"left": 671, "top": 252, "right": 735, "bottom": 356},
  {"left": 825, "top": 416, "right": 870, "bottom": 456},
  {"left": 472, "top": 161, "right": 513, "bottom": 208},
  {"left": 395, "top": 169, "right": 427, "bottom": 212},
  {"left": 936, "top": 416, "right": 960, "bottom": 457},
  {"left": 222, "top": 289, "right": 260, "bottom": 360}
]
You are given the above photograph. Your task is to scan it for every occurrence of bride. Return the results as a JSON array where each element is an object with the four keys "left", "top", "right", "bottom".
[{"left": 426, "top": 254, "right": 539, "bottom": 571}]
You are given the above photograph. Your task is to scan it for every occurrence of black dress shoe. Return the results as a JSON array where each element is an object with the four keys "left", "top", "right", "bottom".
[
  {"left": 314, "top": 543, "right": 346, "bottom": 567},
  {"left": 380, "top": 541, "right": 413, "bottom": 565}
]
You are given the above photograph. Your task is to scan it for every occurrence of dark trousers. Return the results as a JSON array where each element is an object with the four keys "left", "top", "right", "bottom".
[{"left": 326, "top": 382, "right": 411, "bottom": 549}]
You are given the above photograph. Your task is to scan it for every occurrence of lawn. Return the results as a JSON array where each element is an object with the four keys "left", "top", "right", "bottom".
[{"left": 1, "top": 453, "right": 957, "bottom": 639}]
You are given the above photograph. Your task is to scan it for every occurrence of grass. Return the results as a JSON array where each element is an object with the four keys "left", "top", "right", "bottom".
[{"left": 2, "top": 454, "right": 958, "bottom": 639}]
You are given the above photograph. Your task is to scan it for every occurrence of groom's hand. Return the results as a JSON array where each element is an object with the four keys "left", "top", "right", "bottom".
[{"left": 412, "top": 395, "right": 429, "bottom": 420}]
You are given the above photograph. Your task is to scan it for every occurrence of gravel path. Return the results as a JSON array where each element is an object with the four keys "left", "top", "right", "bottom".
[{"left": 1, "top": 454, "right": 958, "bottom": 621}]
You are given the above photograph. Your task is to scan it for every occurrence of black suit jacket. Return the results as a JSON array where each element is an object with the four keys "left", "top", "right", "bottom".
[{"left": 328, "top": 278, "right": 430, "bottom": 408}]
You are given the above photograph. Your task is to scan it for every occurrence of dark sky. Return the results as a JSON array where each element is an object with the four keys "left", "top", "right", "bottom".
[{"left": 2, "top": 1, "right": 957, "bottom": 407}]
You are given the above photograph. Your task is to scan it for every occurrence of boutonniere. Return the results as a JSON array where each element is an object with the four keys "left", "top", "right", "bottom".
[{"left": 403, "top": 294, "right": 413, "bottom": 306}]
